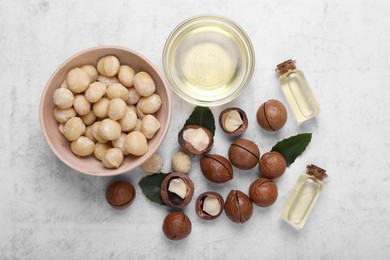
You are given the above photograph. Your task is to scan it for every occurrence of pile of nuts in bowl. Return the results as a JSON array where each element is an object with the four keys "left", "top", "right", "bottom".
[{"left": 52, "top": 55, "right": 162, "bottom": 168}]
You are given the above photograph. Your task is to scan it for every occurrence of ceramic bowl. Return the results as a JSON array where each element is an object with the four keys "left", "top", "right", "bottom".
[{"left": 40, "top": 46, "right": 172, "bottom": 176}]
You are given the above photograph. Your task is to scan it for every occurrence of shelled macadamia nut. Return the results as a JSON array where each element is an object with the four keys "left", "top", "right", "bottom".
[
  {"left": 92, "top": 97, "right": 109, "bottom": 118},
  {"left": 134, "top": 119, "right": 142, "bottom": 132},
  {"left": 53, "top": 88, "right": 74, "bottom": 109},
  {"left": 140, "top": 153, "right": 164, "bottom": 174},
  {"left": 106, "top": 83, "right": 129, "bottom": 100},
  {"left": 125, "top": 131, "right": 148, "bottom": 156},
  {"left": 137, "top": 94, "right": 162, "bottom": 114},
  {"left": 97, "top": 55, "right": 120, "bottom": 77},
  {"left": 63, "top": 117, "right": 85, "bottom": 141},
  {"left": 97, "top": 75, "right": 119, "bottom": 86},
  {"left": 66, "top": 68, "right": 90, "bottom": 93},
  {"left": 91, "top": 122, "right": 108, "bottom": 144},
  {"left": 81, "top": 111, "right": 97, "bottom": 126},
  {"left": 73, "top": 94, "right": 91, "bottom": 116},
  {"left": 171, "top": 151, "right": 192, "bottom": 174},
  {"left": 126, "top": 88, "right": 141, "bottom": 105},
  {"left": 111, "top": 133, "right": 129, "bottom": 155},
  {"left": 136, "top": 104, "right": 146, "bottom": 119},
  {"left": 84, "top": 125, "right": 96, "bottom": 142},
  {"left": 102, "top": 148, "right": 124, "bottom": 168},
  {"left": 107, "top": 98, "right": 127, "bottom": 120},
  {"left": 81, "top": 64, "right": 99, "bottom": 82},
  {"left": 119, "top": 107, "right": 137, "bottom": 132},
  {"left": 94, "top": 142, "right": 112, "bottom": 161},
  {"left": 133, "top": 72, "right": 155, "bottom": 97},
  {"left": 70, "top": 136, "right": 95, "bottom": 157},
  {"left": 141, "top": 115, "right": 160, "bottom": 139},
  {"left": 118, "top": 65, "right": 135, "bottom": 87},
  {"left": 99, "top": 118, "right": 122, "bottom": 141},
  {"left": 85, "top": 82, "right": 106, "bottom": 103},
  {"left": 58, "top": 124, "right": 65, "bottom": 134},
  {"left": 54, "top": 107, "right": 76, "bottom": 124}
]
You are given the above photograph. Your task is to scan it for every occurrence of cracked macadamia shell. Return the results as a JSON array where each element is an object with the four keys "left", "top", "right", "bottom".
[
  {"left": 256, "top": 99, "right": 287, "bottom": 131},
  {"left": 259, "top": 151, "right": 286, "bottom": 179},
  {"left": 200, "top": 154, "right": 233, "bottom": 183},
  {"left": 224, "top": 190, "right": 253, "bottom": 224},
  {"left": 162, "top": 212, "right": 192, "bottom": 240},
  {"left": 249, "top": 178, "right": 278, "bottom": 207},
  {"left": 228, "top": 139, "right": 260, "bottom": 170}
]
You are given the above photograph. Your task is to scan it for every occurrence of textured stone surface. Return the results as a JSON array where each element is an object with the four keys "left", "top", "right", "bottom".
[{"left": 1, "top": 0, "right": 390, "bottom": 259}]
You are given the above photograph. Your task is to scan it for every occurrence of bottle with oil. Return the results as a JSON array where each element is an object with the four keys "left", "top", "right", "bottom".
[
  {"left": 280, "top": 164, "right": 327, "bottom": 229},
  {"left": 276, "top": 60, "right": 320, "bottom": 123}
]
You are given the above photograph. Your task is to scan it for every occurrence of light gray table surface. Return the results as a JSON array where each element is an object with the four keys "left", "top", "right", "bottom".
[{"left": 1, "top": 0, "right": 390, "bottom": 259}]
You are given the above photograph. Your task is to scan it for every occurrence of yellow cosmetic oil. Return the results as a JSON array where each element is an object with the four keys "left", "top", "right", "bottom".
[
  {"left": 163, "top": 16, "right": 254, "bottom": 106},
  {"left": 280, "top": 164, "right": 327, "bottom": 229},
  {"left": 276, "top": 60, "right": 320, "bottom": 123}
]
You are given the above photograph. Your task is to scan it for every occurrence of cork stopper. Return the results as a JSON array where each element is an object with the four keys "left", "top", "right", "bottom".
[
  {"left": 306, "top": 164, "right": 327, "bottom": 181},
  {"left": 276, "top": 59, "right": 296, "bottom": 76}
]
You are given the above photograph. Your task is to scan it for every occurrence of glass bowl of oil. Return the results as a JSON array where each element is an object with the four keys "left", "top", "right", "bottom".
[{"left": 163, "top": 15, "right": 255, "bottom": 106}]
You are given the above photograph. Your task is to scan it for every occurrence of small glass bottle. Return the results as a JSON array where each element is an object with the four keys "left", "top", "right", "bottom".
[
  {"left": 280, "top": 164, "right": 327, "bottom": 229},
  {"left": 276, "top": 59, "right": 320, "bottom": 124}
]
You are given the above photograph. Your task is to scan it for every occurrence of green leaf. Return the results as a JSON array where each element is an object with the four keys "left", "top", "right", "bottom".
[
  {"left": 184, "top": 106, "right": 215, "bottom": 136},
  {"left": 271, "top": 133, "right": 312, "bottom": 167},
  {"left": 139, "top": 172, "right": 170, "bottom": 205}
]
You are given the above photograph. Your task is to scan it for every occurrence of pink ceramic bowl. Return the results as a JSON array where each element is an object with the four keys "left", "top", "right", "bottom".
[{"left": 40, "top": 46, "right": 172, "bottom": 176}]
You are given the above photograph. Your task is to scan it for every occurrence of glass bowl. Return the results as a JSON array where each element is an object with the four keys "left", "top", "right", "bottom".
[{"left": 163, "top": 15, "right": 255, "bottom": 106}]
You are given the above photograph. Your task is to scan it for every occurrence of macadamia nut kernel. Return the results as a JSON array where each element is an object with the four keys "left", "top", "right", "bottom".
[
  {"left": 140, "top": 153, "right": 164, "bottom": 174},
  {"left": 111, "top": 133, "right": 129, "bottom": 156},
  {"left": 126, "top": 88, "right": 141, "bottom": 105},
  {"left": 54, "top": 107, "right": 76, "bottom": 124},
  {"left": 141, "top": 115, "right": 161, "bottom": 139},
  {"left": 137, "top": 94, "right": 162, "bottom": 114},
  {"left": 81, "top": 64, "right": 99, "bottom": 82},
  {"left": 53, "top": 88, "right": 74, "bottom": 109},
  {"left": 107, "top": 98, "right": 127, "bottom": 120},
  {"left": 125, "top": 131, "right": 148, "bottom": 156},
  {"left": 94, "top": 142, "right": 112, "bottom": 161},
  {"left": 63, "top": 117, "right": 85, "bottom": 141},
  {"left": 107, "top": 83, "right": 129, "bottom": 100},
  {"left": 99, "top": 118, "right": 122, "bottom": 141},
  {"left": 85, "top": 82, "right": 106, "bottom": 103},
  {"left": 66, "top": 68, "right": 90, "bottom": 93},
  {"left": 97, "top": 55, "right": 120, "bottom": 77},
  {"left": 134, "top": 72, "right": 155, "bottom": 97},
  {"left": 81, "top": 111, "right": 97, "bottom": 126},
  {"left": 118, "top": 65, "right": 135, "bottom": 87},
  {"left": 183, "top": 128, "right": 210, "bottom": 152},
  {"left": 102, "top": 148, "right": 124, "bottom": 168},
  {"left": 203, "top": 196, "right": 221, "bottom": 216},
  {"left": 73, "top": 95, "right": 91, "bottom": 116},
  {"left": 171, "top": 152, "right": 192, "bottom": 174},
  {"left": 71, "top": 136, "right": 95, "bottom": 157},
  {"left": 97, "top": 75, "right": 119, "bottom": 86},
  {"left": 119, "top": 108, "right": 137, "bottom": 132},
  {"left": 168, "top": 178, "right": 188, "bottom": 199},
  {"left": 93, "top": 97, "right": 109, "bottom": 118}
]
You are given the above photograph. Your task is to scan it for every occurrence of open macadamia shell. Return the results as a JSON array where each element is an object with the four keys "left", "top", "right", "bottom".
[
  {"left": 178, "top": 125, "right": 214, "bottom": 155},
  {"left": 195, "top": 191, "right": 224, "bottom": 220},
  {"left": 219, "top": 107, "right": 248, "bottom": 136},
  {"left": 160, "top": 172, "right": 194, "bottom": 208}
]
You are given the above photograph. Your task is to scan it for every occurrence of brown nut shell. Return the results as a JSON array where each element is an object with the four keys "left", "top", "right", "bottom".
[
  {"left": 200, "top": 154, "right": 233, "bottom": 183},
  {"left": 249, "top": 178, "right": 278, "bottom": 207},
  {"left": 259, "top": 151, "right": 286, "bottom": 179},
  {"left": 219, "top": 107, "right": 248, "bottom": 136},
  {"left": 161, "top": 172, "right": 194, "bottom": 209},
  {"left": 178, "top": 125, "right": 214, "bottom": 155},
  {"left": 228, "top": 139, "right": 260, "bottom": 170},
  {"left": 105, "top": 180, "right": 136, "bottom": 210},
  {"left": 224, "top": 190, "right": 253, "bottom": 224},
  {"left": 256, "top": 99, "right": 287, "bottom": 131},
  {"left": 162, "top": 211, "right": 192, "bottom": 240},
  {"left": 195, "top": 191, "right": 224, "bottom": 220}
]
